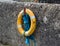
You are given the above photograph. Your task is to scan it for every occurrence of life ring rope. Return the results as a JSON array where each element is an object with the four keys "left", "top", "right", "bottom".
[
  {"left": 17, "top": 8, "right": 36, "bottom": 46},
  {"left": 17, "top": 8, "right": 36, "bottom": 36}
]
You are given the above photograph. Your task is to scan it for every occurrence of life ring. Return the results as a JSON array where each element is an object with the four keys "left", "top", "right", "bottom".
[{"left": 17, "top": 8, "right": 36, "bottom": 36}]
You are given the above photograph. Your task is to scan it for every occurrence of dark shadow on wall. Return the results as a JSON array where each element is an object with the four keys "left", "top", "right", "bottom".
[
  {"left": 13, "top": 0, "right": 60, "bottom": 4},
  {"left": 39, "top": 0, "right": 60, "bottom": 4}
]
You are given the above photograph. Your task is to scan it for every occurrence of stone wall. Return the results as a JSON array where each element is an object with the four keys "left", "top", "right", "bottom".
[{"left": 0, "top": 2, "right": 60, "bottom": 46}]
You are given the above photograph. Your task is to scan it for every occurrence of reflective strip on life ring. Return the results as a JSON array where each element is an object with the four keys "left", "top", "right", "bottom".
[{"left": 17, "top": 9, "right": 36, "bottom": 36}]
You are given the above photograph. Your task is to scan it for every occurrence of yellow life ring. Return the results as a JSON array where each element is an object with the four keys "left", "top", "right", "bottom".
[{"left": 17, "top": 8, "right": 36, "bottom": 36}]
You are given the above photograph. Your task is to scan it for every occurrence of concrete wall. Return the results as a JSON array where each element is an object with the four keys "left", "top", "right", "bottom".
[{"left": 0, "top": 2, "right": 60, "bottom": 46}]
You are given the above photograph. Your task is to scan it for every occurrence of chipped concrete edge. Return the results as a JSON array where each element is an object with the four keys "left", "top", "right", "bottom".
[{"left": 0, "top": 1, "right": 60, "bottom": 7}]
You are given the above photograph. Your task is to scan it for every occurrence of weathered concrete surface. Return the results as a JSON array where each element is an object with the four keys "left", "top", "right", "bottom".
[{"left": 0, "top": 2, "right": 60, "bottom": 46}]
